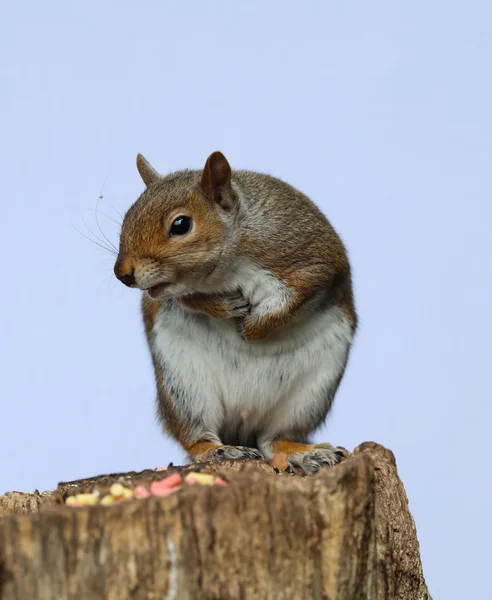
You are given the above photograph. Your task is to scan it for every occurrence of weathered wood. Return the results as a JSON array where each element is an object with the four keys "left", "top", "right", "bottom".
[
  {"left": 0, "top": 491, "right": 52, "bottom": 518},
  {"left": 0, "top": 443, "right": 431, "bottom": 600}
]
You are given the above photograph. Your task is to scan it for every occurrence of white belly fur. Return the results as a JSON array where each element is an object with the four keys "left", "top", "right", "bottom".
[{"left": 151, "top": 299, "right": 353, "bottom": 454}]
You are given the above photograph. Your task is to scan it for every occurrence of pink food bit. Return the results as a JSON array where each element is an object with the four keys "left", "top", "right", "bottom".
[
  {"left": 150, "top": 481, "right": 163, "bottom": 495},
  {"left": 186, "top": 476, "right": 198, "bottom": 485},
  {"left": 161, "top": 472, "right": 182, "bottom": 488},
  {"left": 150, "top": 484, "right": 181, "bottom": 497},
  {"left": 149, "top": 474, "right": 182, "bottom": 496},
  {"left": 149, "top": 481, "right": 167, "bottom": 495},
  {"left": 214, "top": 477, "right": 228, "bottom": 487},
  {"left": 70, "top": 502, "right": 83, "bottom": 507},
  {"left": 134, "top": 486, "right": 150, "bottom": 499},
  {"left": 155, "top": 467, "right": 168, "bottom": 472}
]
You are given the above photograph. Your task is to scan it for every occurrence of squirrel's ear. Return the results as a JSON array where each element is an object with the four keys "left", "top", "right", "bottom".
[
  {"left": 136, "top": 154, "right": 160, "bottom": 187},
  {"left": 200, "top": 151, "right": 235, "bottom": 209}
]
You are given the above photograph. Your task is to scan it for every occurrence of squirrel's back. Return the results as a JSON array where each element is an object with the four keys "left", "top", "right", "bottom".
[{"left": 231, "top": 170, "right": 347, "bottom": 273}]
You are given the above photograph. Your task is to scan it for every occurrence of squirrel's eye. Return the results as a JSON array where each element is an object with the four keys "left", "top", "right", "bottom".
[{"left": 170, "top": 216, "right": 192, "bottom": 236}]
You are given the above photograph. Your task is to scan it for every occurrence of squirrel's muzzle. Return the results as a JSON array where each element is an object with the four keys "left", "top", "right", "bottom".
[{"left": 114, "top": 256, "right": 136, "bottom": 287}]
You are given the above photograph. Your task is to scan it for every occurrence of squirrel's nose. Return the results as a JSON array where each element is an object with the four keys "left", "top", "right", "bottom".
[
  {"left": 114, "top": 258, "right": 136, "bottom": 287},
  {"left": 119, "top": 272, "right": 136, "bottom": 287}
]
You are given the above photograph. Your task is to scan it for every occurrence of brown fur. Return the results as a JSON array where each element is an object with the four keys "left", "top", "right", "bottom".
[
  {"left": 240, "top": 264, "right": 356, "bottom": 340},
  {"left": 117, "top": 151, "right": 357, "bottom": 461},
  {"left": 183, "top": 440, "right": 221, "bottom": 459},
  {"left": 142, "top": 295, "right": 192, "bottom": 444},
  {"left": 116, "top": 153, "right": 356, "bottom": 340},
  {"left": 114, "top": 173, "right": 230, "bottom": 300},
  {"left": 270, "top": 440, "right": 317, "bottom": 455},
  {"left": 179, "top": 293, "right": 234, "bottom": 319},
  {"left": 142, "top": 294, "right": 161, "bottom": 336}
]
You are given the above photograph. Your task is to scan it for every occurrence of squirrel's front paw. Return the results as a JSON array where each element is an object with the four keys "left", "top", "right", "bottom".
[
  {"left": 288, "top": 443, "right": 346, "bottom": 475},
  {"left": 220, "top": 292, "right": 250, "bottom": 318},
  {"left": 201, "top": 445, "right": 264, "bottom": 462},
  {"left": 179, "top": 292, "right": 249, "bottom": 320}
]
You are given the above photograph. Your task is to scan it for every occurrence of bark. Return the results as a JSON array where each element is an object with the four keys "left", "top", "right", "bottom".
[{"left": 0, "top": 442, "right": 431, "bottom": 600}]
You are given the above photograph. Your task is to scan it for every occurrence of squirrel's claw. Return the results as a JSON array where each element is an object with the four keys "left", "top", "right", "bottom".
[
  {"left": 288, "top": 444, "right": 346, "bottom": 476},
  {"left": 220, "top": 292, "right": 250, "bottom": 318}
]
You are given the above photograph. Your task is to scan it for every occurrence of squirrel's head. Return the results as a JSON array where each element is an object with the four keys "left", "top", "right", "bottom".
[{"left": 114, "top": 151, "right": 237, "bottom": 300}]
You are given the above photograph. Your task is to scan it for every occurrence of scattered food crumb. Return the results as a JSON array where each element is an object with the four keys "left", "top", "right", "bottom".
[
  {"left": 66, "top": 493, "right": 98, "bottom": 507},
  {"left": 100, "top": 494, "right": 116, "bottom": 506},
  {"left": 65, "top": 468, "right": 230, "bottom": 507},
  {"left": 109, "top": 483, "right": 123, "bottom": 496},
  {"left": 149, "top": 473, "right": 183, "bottom": 497},
  {"left": 185, "top": 472, "right": 215, "bottom": 486},
  {"left": 134, "top": 485, "right": 151, "bottom": 499},
  {"left": 110, "top": 483, "right": 133, "bottom": 501},
  {"left": 161, "top": 473, "right": 183, "bottom": 488},
  {"left": 149, "top": 483, "right": 181, "bottom": 497},
  {"left": 214, "top": 477, "right": 228, "bottom": 486}
]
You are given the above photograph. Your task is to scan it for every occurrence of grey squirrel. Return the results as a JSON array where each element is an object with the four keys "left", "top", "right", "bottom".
[{"left": 114, "top": 151, "right": 357, "bottom": 474}]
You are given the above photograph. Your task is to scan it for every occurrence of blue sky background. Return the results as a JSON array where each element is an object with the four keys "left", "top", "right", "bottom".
[{"left": 2, "top": 2, "right": 491, "bottom": 597}]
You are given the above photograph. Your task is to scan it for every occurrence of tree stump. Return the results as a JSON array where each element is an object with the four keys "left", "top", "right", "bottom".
[{"left": 0, "top": 442, "right": 431, "bottom": 599}]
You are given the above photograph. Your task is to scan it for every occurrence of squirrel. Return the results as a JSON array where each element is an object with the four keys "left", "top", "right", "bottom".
[{"left": 114, "top": 151, "right": 357, "bottom": 474}]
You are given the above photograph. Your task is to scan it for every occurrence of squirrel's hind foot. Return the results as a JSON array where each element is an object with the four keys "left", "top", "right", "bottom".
[
  {"left": 202, "top": 445, "right": 264, "bottom": 462},
  {"left": 265, "top": 440, "right": 347, "bottom": 476},
  {"left": 288, "top": 443, "right": 347, "bottom": 475}
]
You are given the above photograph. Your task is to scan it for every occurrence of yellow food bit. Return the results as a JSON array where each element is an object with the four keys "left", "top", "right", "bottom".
[
  {"left": 100, "top": 494, "right": 116, "bottom": 506},
  {"left": 109, "top": 483, "right": 125, "bottom": 496},
  {"left": 66, "top": 493, "right": 98, "bottom": 506},
  {"left": 119, "top": 486, "right": 133, "bottom": 499},
  {"left": 65, "top": 484, "right": 134, "bottom": 507},
  {"left": 185, "top": 472, "right": 215, "bottom": 485},
  {"left": 75, "top": 493, "right": 98, "bottom": 506},
  {"left": 109, "top": 482, "right": 133, "bottom": 500}
]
